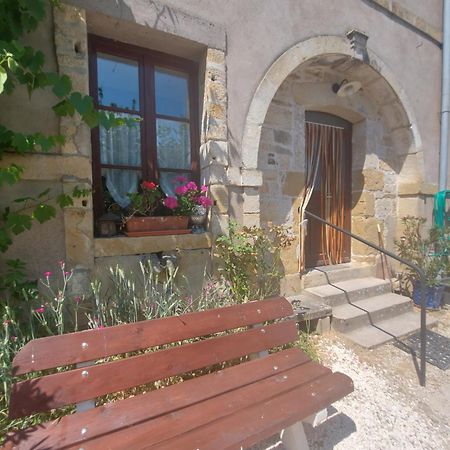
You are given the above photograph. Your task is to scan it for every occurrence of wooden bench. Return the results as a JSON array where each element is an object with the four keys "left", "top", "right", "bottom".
[{"left": 3, "top": 296, "right": 353, "bottom": 449}]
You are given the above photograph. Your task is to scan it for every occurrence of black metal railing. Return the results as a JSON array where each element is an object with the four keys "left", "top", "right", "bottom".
[{"left": 304, "top": 210, "right": 428, "bottom": 386}]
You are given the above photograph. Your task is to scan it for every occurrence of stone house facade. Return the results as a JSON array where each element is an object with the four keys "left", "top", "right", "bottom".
[{"left": 0, "top": 0, "right": 445, "bottom": 296}]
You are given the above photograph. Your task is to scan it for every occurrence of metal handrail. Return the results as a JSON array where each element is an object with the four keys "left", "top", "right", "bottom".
[{"left": 304, "top": 210, "right": 428, "bottom": 386}]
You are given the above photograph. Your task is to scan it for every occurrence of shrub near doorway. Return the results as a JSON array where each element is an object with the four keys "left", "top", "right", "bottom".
[
  {"left": 215, "top": 222, "right": 294, "bottom": 302},
  {"left": 395, "top": 216, "right": 450, "bottom": 309}
]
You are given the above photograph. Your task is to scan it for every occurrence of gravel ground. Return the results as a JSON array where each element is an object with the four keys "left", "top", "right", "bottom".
[{"left": 253, "top": 306, "right": 450, "bottom": 450}]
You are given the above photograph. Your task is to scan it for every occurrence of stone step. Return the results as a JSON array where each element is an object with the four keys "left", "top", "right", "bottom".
[
  {"left": 331, "top": 293, "right": 413, "bottom": 333},
  {"left": 304, "top": 277, "right": 391, "bottom": 307},
  {"left": 342, "top": 311, "right": 438, "bottom": 348},
  {"left": 303, "top": 263, "right": 376, "bottom": 288},
  {"left": 287, "top": 295, "right": 333, "bottom": 321}
]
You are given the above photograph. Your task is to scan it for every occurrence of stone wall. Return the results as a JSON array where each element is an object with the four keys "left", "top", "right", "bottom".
[
  {"left": 200, "top": 48, "right": 230, "bottom": 236},
  {"left": 0, "top": 1, "right": 226, "bottom": 295},
  {"left": 0, "top": 0, "right": 444, "bottom": 295},
  {"left": 0, "top": 2, "right": 65, "bottom": 277},
  {"left": 54, "top": 4, "right": 94, "bottom": 271},
  {"left": 259, "top": 79, "right": 303, "bottom": 279},
  {"left": 93, "top": 247, "right": 211, "bottom": 300},
  {"left": 256, "top": 54, "right": 432, "bottom": 289}
]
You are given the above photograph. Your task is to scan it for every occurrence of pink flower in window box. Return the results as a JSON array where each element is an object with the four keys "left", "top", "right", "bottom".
[{"left": 163, "top": 196, "right": 179, "bottom": 210}]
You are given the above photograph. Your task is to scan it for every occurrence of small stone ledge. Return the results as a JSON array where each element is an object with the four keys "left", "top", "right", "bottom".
[
  {"left": 398, "top": 181, "right": 437, "bottom": 196},
  {"left": 289, "top": 296, "right": 333, "bottom": 322},
  {"left": 94, "top": 232, "right": 213, "bottom": 258}
]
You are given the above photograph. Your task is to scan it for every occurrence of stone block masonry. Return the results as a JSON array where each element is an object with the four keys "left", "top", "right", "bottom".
[
  {"left": 200, "top": 47, "right": 230, "bottom": 235},
  {"left": 53, "top": 3, "right": 94, "bottom": 270},
  {"left": 257, "top": 62, "right": 415, "bottom": 272}
]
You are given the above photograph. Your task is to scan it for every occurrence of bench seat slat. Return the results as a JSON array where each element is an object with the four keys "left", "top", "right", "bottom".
[
  {"left": 13, "top": 297, "right": 293, "bottom": 375},
  {"left": 9, "top": 320, "right": 298, "bottom": 418},
  {"left": 4, "top": 348, "right": 310, "bottom": 450},
  {"left": 150, "top": 372, "right": 354, "bottom": 450},
  {"left": 75, "top": 359, "right": 332, "bottom": 449}
]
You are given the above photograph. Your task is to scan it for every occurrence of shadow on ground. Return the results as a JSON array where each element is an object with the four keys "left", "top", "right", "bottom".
[{"left": 304, "top": 407, "right": 356, "bottom": 449}]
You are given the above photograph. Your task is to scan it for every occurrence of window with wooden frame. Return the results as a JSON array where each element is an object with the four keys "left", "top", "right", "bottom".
[{"left": 88, "top": 35, "right": 199, "bottom": 224}]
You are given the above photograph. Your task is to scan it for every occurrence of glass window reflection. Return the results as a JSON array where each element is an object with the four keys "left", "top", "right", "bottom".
[
  {"left": 97, "top": 53, "right": 139, "bottom": 111},
  {"left": 155, "top": 67, "right": 189, "bottom": 118}
]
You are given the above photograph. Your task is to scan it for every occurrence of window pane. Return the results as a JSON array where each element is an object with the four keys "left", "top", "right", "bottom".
[
  {"left": 97, "top": 53, "right": 139, "bottom": 110},
  {"left": 159, "top": 171, "right": 192, "bottom": 196},
  {"left": 100, "top": 113, "right": 141, "bottom": 166},
  {"left": 101, "top": 168, "right": 141, "bottom": 209},
  {"left": 155, "top": 67, "right": 189, "bottom": 118},
  {"left": 157, "top": 119, "right": 191, "bottom": 169}
]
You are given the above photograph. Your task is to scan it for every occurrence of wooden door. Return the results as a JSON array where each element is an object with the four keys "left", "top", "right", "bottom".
[{"left": 305, "top": 112, "right": 352, "bottom": 268}]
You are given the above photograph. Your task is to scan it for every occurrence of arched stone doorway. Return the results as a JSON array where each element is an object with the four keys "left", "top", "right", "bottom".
[{"left": 240, "top": 36, "right": 424, "bottom": 294}]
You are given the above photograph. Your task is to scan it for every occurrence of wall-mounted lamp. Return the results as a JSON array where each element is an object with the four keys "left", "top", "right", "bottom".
[{"left": 332, "top": 79, "right": 362, "bottom": 97}]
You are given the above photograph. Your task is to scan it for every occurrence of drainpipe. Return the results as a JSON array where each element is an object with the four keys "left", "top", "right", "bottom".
[{"left": 439, "top": 0, "right": 450, "bottom": 191}]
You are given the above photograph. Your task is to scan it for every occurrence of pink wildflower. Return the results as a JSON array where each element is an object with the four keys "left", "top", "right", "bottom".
[
  {"left": 3, "top": 319, "right": 12, "bottom": 325},
  {"left": 35, "top": 305, "right": 45, "bottom": 313},
  {"left": 10, "top": 336, "right": 17, "bottom": 342},
  {"left": 175, "top": 185, "right": 188, "bottom": 195},
  {"left": 201, "top": 185, "right": 208, "bottom": 192},
  {"left": 58, "top": 260, "right": 65, "bottom": 269},
  {"left": 197, "top": 196, "right": 213, "bottom": 207},
  {"left": 44, "top": 271, "right": 52, "bottom": 278},
  {"left": 175, "top": 175, "right": 187, "bottom": 183},
  {"left": 163, "top": 196, "right": 179, "bottom": 209},
  {"left": 64, "top": 271, "right": 71, "bottom": 277},
  {"left": 73, "top": 296, "right": 82, "bottom": 304},
  {"left": 185, "top": 181, "right": 198, "bottom": 191}
]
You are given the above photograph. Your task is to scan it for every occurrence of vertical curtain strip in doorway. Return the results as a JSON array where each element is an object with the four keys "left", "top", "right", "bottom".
[{"left": 299, "top": 121, "right": 346, "bottom": 272}]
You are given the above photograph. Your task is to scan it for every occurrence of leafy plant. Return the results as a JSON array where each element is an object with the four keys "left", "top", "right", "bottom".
[
  {"left": 0, "top": 0, "right": 138, "bottom": 253},
  {"left": 215, "top": 221, "right": 294, "bottom": 302},
  {"left": 394, "top": 216, "right": 450, "bottom": 288},
  {"left": 0, "top": 259, "right": 228, "bottom": 440},
  {"left": 127, "top": 181, "right": 163, "bottom": 217}
]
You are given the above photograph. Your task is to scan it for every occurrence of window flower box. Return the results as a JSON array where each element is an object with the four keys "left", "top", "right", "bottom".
[{"left": 124, "top": 216, "right": 190, "bottom": 237}]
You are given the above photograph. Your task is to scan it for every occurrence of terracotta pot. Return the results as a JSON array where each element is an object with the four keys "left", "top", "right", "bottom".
[{"left": 125, "top": 216, "right": 189, "bottom": 234}]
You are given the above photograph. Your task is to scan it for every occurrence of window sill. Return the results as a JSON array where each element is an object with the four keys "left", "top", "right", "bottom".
[{"left": 94, "top": 232, "right": 213, "bottom": 258}]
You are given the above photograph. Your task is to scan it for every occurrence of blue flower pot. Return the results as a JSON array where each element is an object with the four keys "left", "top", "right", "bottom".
[{"left": 412, "top": 281, "right": 444, "bottom": 310}]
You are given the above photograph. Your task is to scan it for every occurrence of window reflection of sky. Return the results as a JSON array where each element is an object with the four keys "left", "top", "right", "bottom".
[
  {"left": 97, "top": 53, "right": 139, "bottom": 111},
  {"left": 155, "top": 67, "right": 189, "bottom": 119}
]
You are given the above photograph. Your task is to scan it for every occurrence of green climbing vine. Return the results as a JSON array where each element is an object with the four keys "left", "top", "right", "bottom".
[{"left": 0, "top": 0, "right": 136, "bottom": 252}]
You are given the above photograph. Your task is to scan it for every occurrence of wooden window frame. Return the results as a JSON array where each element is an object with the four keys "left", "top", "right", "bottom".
[{"left": 88, "top": 35, "right": 200, "bottom": 221}]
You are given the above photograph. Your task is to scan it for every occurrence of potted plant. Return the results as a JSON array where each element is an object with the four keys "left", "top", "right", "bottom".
[
  {"left": 163, "top": 178, "right": 213, "bottom": 233},
  {"left": 124, "top": 181, "right": 189, "bottom": 236},
  {"left": 395, "top": 216, "right": 449, "bottom": 309}
]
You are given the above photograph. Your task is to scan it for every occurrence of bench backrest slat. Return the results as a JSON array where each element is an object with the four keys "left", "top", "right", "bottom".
[
  {"left": 7, "top": 349, "right": 310, "bottom": 450},
  {"left": 12, "top": 297, "right": 292, "bottom": 375},
  {"left": 9, "top": 320, "right": 298, "bottom": 418}
]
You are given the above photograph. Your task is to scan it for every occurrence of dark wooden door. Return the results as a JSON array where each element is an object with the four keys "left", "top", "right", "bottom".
[{"left": 305, "top": 112, "right": 352, "bottom": 268}]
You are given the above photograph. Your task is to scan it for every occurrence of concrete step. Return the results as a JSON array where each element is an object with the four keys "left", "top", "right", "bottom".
[
  {"left": 303, "top": 263, "right": 376, "bottom": 288},
  {"left": 342, "top": 311, "right": 438, "bottom": 348},
  {"left": 332, "top": 293, "right": 413, "bottom": 333},
  {"left": 304, "top": 277, "right": 391, "bottom": 307}
]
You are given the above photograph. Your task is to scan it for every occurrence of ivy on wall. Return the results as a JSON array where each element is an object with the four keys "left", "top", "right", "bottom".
[{"left": 0, "top": 0, "right": 136, "bottom": 252}]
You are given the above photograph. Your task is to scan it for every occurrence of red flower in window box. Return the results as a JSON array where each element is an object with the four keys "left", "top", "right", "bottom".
[
  {"left": 142, "top": 181, "right": 157, "bottom": 190},
  {"left": 127, "top": 181, "right": 162, "bottom": 217}
]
